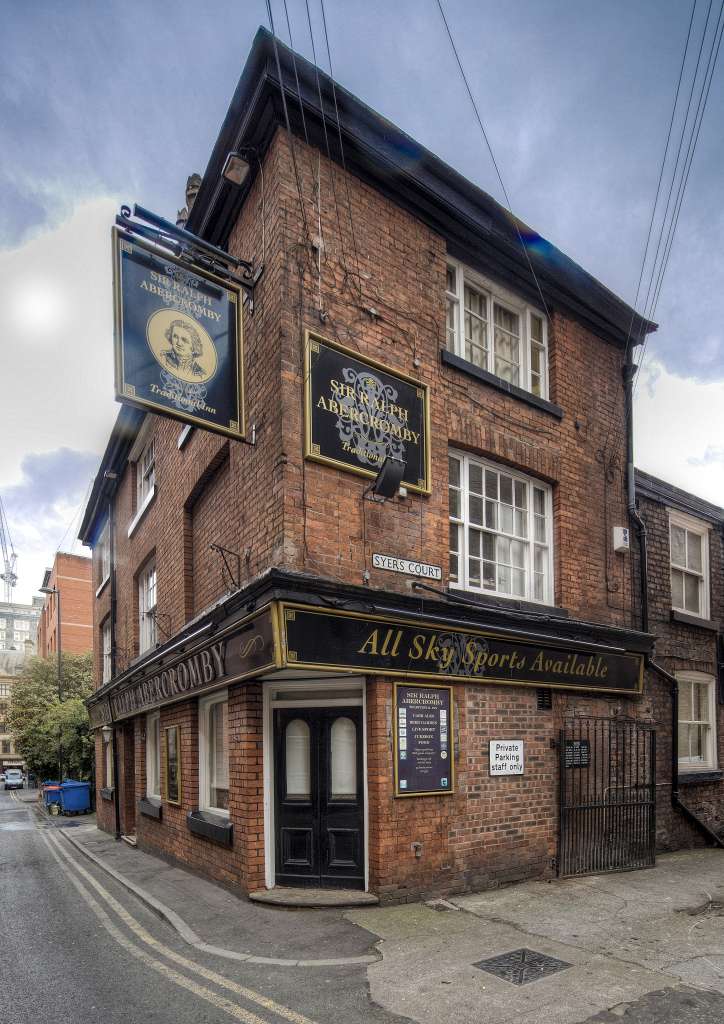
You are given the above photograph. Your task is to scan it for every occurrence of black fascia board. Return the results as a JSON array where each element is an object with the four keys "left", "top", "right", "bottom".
[
  {"left": 88, "top": 567, "right": 655, "bottom": 710},
  {"left": 188, "top": 27, "right": 656, "bottom": 350},
  {"left": 635, "top": 468, "right": 724, "bottom": 525},
  {"left": 78, "top": 405, "right": 145, "bottom": 545}
]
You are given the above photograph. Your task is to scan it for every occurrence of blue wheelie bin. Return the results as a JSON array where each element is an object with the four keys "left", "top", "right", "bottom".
[
  {"left": 59, "top": 781, "right": 91, "bottom": 815},
  {"left": 43, "top": 780, "right": 61, "bottom": 809}
]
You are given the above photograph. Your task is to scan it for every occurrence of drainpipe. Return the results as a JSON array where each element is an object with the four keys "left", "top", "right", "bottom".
[
  {"left": 623, "top": 361, "right": 648, "bottom": 634},
  {"left": 109, "top": 499, "right": 122, "bottom": 842},
  {"left": 624, "top": 362, "right": 722, "bottom": 849}
]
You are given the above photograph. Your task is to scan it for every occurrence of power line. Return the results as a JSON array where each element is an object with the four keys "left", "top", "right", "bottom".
[{"left": 435, "top": 0, "right": 552, "bottom": 326}]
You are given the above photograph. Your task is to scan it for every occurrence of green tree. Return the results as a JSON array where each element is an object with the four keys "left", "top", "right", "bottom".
[{"left": 8, "top": 653, "right": 94, "bottom": 780}]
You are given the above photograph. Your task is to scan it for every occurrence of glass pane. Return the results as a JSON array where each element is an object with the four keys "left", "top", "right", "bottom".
[
  {"left": 530, "top": 314, "right": 543, "bottom": 343},
  {"left": 534, "top": 546, "right": 546, "bottom": 573},
  {"left": 500, "top": 475, "right": 513, "bottom": 505},
  {"left": 514, "top": 481, "right": 527, "bottom": 508},
  {"left": 512, "top": 569, "right": 526, "bottom": 597},
  {"left": 482, "top": 533, "right": 495, "bottom": 560},
  {"left": 533, "top": 488, "right": 546, "bottom": 516},
  {"left": 678, "top": 724, "right": 689, "bottom": 758},
  {"left": 485, "top": 500, "right": 497, "bottom": 530},
  {"left": 671, "top": 569, "right": 684, "bottom": 609},
  {"left": 678, "top": 681, "right": 693, "bottom": 721},
  {"left": 511, "top": 540, "right": 526, "bottom": 568},
  {"left": 469, "top": 558, "right": 481, "bottom": 586},
  {"left": 515, "top": 510, "right": 527, "bottom": 538},
  {"left": 468, "top": 529, "right": 481, "bottom": 557},
  {"left": 286, "top": 719, "right": 311, "bottom": 799},
  {"left": 500, "top": 504, "right": 513, "bottom": 534},
  {"left": 494, "top": 304, "right": 519, "bottom": 335},
  {"left": 449, "top": 553, "right": 458, "bottom": 581},
  {"left": 469, "top": 495, "right": 483, "bottom": 525},
  {"left": 448, "top": 456, "right": 461, "bottom": 488},
  {"left": 449, "top": 488, "right": 460, "bottom": 519},
  {"left": 469, "top": 463, "right": 483, "bottom": 494},
  {"left": 483, "top": 561, "right": 496, "bottom": 589},
  {"left": 446, "top": 265, "right": 456, "bottom": 292},
  {"left": 485, "top": 470, "right": 498, "bottom": 499},
  {"left": 684, "top": 573, "right": 700, "bottom": 614},
  {"left": 331, "top": 717, "right": 357, "bottom": 798},
  {"left": 531, "top": 374, "right": 542, "bottom": 397},
  {"left": 534, "top": 573, "right": 544, "bottom": 601},
  {"left": 692, "top": 725, "right": 704, "bottom": 760},
  {"left": 497, "top": 536, "right": 511, "bottom": 564},
  {"left": 531, "top": 344, "right": 542, "bottom": 375},
  {"left": 534, "top": 515, "right": 546, "bottom": 543},
  {"left": 694, "top": 683, "right": 709, "bottom": 723},
  {"left": 497, "top": 564, "right": 511, "bottom": 593},
  {"left": 687, "top": 532, "right": 702, "bottom": 573},
  {"left": 449, "top": 523, "right": 459, "bottom": 553},
  {"left": 670, "top": 525, "right": 686, "bottom": 567},
  {"left": 209, "top": 701, "right": 229, "bottom": 809}
]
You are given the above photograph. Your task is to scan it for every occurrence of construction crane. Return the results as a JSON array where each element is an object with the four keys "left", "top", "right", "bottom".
[{"left": 0, "top": 496, "right": 18, "bottom": 603}]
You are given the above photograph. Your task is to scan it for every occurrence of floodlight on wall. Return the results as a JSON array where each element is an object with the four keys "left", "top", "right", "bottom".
[
  {"left": 222, "top": 152, "right": 251, "bottom": 187},
  {"left": 371, "top": 456, "right": 407, "bottom": 499}
]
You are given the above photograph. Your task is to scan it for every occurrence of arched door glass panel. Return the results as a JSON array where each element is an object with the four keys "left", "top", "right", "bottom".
[{"left": 330, "top": 716, "right": 357, "bottom": 798}]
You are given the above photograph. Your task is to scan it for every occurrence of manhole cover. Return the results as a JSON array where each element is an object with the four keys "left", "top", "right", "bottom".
[{"left": 473, "top": 948, "right": 571, "bottom": 985}]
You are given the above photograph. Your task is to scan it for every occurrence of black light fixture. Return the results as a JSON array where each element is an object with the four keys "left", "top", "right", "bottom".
[
  {"left": 371, "top": 456, "right": 406, "bottom": 499},
  {"left": 222, "top": 152, "right": 251, "bottom": 187}
]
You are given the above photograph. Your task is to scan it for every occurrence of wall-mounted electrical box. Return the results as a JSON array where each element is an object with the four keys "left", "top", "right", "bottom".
[{"left": 613, "top": 526, "right": 630, "bottom": 553}]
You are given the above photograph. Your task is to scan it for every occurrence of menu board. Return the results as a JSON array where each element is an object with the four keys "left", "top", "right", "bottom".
[{"left": 394, "top": 684, "right": 453, "bottom": 796}]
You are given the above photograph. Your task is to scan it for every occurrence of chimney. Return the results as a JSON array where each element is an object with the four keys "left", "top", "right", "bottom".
[{"left": 176, "top": 173, "right": 202, "bottom": 229}]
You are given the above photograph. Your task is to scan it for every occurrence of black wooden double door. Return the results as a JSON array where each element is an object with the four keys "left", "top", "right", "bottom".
[{"left": 274, "top": 707, "right": 365, "bottom": 889}]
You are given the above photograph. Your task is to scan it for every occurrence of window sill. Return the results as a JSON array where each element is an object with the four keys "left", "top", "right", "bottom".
[
  {"left": 100, "top": 786, "right": 115, "bottom": 801},
  {"left": 127, "top": 486, "right": 156, "bottom": 538},
  {"left": 95, "top": 576, "right": 110, "bottom": 599},
  {"left": 139, "top": 796, "right": 162, "bottom": 820},
  {"left": 670, "top": 610, "right": 718, "bottom": 632},
  {"left": 186, "top": 809, "right": 233, "bottom": 847},
  {"left": 678, "top": 769, "right": 723, "bottom": 785},
  {"left": 441, "top": 349, "right": 564, "bottom": 420}
]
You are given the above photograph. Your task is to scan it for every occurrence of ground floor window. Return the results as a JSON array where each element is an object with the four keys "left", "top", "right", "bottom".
[
  {"left": 146, "top": 711, "right": 160, "bottom": 799},
  {"left": 199, "top": 691, "right": 229, "bottom": 814},
  {"left": 678, "top": 672, "right": 717, "bottom": 771}
]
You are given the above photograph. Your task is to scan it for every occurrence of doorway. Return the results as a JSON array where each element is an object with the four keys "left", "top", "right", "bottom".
[{"left": 273, "top": 705, "right": 365, "bottom": 889}]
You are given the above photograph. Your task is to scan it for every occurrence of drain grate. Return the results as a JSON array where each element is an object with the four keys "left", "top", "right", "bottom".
[{"left": 473, "top": 948, "right": 571, "bottom": 985}]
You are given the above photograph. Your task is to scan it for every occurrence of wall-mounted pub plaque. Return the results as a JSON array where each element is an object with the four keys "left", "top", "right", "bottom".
[
  {"left": 112, "top": 227, "right": 244, "bottom": 439},
  {"left": 164, "top": 725, "right": 181, "bottom": 804},
  {"left": 564, "top": 738, "right": 590, "bottom": 768},
  {"left": 394, "top": 683, "right": 454, "bottom": 796},
  {"left": 489, "top": 740, "right": 524, "bottom": 776},
  {"left": 304, "top": 331, "right": 431, "bottom": 494}
]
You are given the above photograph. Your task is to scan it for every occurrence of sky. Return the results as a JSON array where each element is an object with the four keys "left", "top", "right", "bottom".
[{"left": 1, "top": 0, "right": 723, "bottom": 603}]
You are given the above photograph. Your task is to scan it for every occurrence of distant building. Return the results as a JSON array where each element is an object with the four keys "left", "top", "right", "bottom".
[
  {"left": 0, "top": 596, "right": 43, "bottom": 654},
  {"left": 36, "top": 552, "right": 93, "bottom": 658}
]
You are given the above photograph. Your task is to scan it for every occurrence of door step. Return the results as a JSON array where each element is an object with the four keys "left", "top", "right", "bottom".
[
  {"left": 121, "top": 834, "right": 137, "bottom": 848},
  {"left": 249, "top": 887, "right": 378, "bottom": 908}
]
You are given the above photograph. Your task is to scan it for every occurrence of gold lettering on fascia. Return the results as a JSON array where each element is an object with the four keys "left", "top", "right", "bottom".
[
  {"left": 112, "top": 641, "right": 226, "bottom": 718},
  {"left": 316, "top": 392, "right": 420, "bottom": 445},
  {"left": 138, "top": 271, "right": 223, "bottom": 323},
  {"left": 357, "top": 628, "right": 610, "bottom": 680}
]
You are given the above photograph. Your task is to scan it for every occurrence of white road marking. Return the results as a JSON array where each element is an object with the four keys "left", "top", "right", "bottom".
[{"left": 44, "top": 831, "right": 319, "bottom": 1024}]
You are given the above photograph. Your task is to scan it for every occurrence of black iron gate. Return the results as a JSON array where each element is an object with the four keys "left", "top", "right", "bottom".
[{"left": 558, "top": 717, "right": 656, "bottom": 877}]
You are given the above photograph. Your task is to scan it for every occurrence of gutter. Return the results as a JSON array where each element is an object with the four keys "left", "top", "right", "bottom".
[{"left": 625, "top": 360, "right": 722, "bottom": 848}]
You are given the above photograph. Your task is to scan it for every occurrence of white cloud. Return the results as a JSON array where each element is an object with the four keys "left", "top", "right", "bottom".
[
  {"left": 0, "top": 196, "right": 119, "bottom": 487},
  {"left": 635, "top": 359, "right": 724, "bottom": 507}
]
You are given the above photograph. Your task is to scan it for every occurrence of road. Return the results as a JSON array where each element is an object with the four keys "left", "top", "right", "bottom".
[{"left": 0, "top": 789, "right": 402, "bottom": 1024}]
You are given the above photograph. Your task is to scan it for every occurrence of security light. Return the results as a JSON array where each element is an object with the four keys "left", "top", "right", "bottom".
[
  {"left": 222, "top": 152, "right": 251, "bottom": 187},
  {"left": 372, "top": 456, "right": 406, "bottom": 499}
]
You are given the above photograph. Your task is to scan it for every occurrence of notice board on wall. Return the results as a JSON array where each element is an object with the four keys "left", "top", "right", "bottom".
[{"left": 394, "top": 683, "right": 454, "bottom": 796}]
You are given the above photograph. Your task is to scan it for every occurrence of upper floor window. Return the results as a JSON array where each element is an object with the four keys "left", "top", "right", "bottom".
[
  {"left": 678, "top": 672, "right": 717, "bottom": 771},
  {"left": 0, "top": 618, "right": 5, "bottom": 629},
  {"left": 445, "top": 260, "right": 548, "bottom": 399},
  {"left": 0, "top": 684, "right": 10, "bottom": 697},
  {"left": 102, "top": 618, "right": 112, "bottom": 684},
  {"left": 137, "top": 439, "right": 156, "bottom": 510},
  {"left": 96, "top": 520, "right": 111, "bottom": 589},
  {"left": 669, "top": 511, "right": 709, "bottom": 619},
  {"left": 138, "top": 559, "right": 157, "bottom": 654},
  {"left": 14, "top": 620, "right": 29, "bottom": 632},
  {"left": 449, "top": 451, "right": 553, "bottom": 603}
]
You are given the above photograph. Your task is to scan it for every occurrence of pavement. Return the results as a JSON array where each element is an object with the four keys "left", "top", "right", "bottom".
[{"left": 7, "top": 788, "right": 724, "bottom": 1022}]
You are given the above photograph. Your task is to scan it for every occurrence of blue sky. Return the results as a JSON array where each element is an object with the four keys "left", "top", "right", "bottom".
[{"left": 1, "top": 0, "right": 723, "bottom": 601}]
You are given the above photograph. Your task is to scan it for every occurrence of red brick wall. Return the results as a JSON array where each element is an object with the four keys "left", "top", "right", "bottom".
[{"left": 37, "top": 552, "right": 93, "bottom": 658}]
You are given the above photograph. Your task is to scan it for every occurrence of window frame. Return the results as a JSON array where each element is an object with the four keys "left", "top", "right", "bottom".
[
  {"left": 668, "top": 510, "right": 710, "bottom": 620},
  {"left": 145, "top": 711, "right": 161, "bottom": 799},
  {"left": 677, "top": 672, "right": 717, "bottom": 772},
  {"left": 198, "top": 689, "right": 230, "bottom": 817},
  {"left": 95, "top": 519, "right": 111, "bottom": 594},
  {"left": 138, "top": 559, "right": 157, "bottom": 655},
  {"left": 445, "top": 258, "right": 549, "bottom": 399},
  {"left": 101, "top": 618, "right": 112, "bottom": 684},
  {"left": 448, "top": 450, "right": 554, "bottom": 605}
]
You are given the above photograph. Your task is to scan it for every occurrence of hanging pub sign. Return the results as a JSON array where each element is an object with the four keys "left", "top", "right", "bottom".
[
  {"left": 281, "top": 605, "right": 645, "bottom": 696},
  {"left": 394, "top": 684, "right": 454, "bottom": 796},
  {"left": 304, "top": 331, "right": 431, "bottom": 494},
  {"left": 112, "top": 227, "right": 245, "bottom": 439}
]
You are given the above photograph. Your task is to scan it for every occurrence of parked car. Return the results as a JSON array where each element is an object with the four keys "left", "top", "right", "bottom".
[
  {"left": 0, "top": 772, "right": 6, "bottom": 784},
  {"left": 4, "top": 769, "right": 24, "bottom": 791}
]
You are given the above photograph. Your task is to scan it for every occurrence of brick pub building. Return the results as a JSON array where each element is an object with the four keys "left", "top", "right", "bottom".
[{"left": 81, "top": 30, "right": 723, "bottom": 903}]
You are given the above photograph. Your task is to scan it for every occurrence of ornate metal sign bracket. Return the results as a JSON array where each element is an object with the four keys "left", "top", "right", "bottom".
[{"left": 116, "top": 203, "right": 264, "bottom": 307}]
